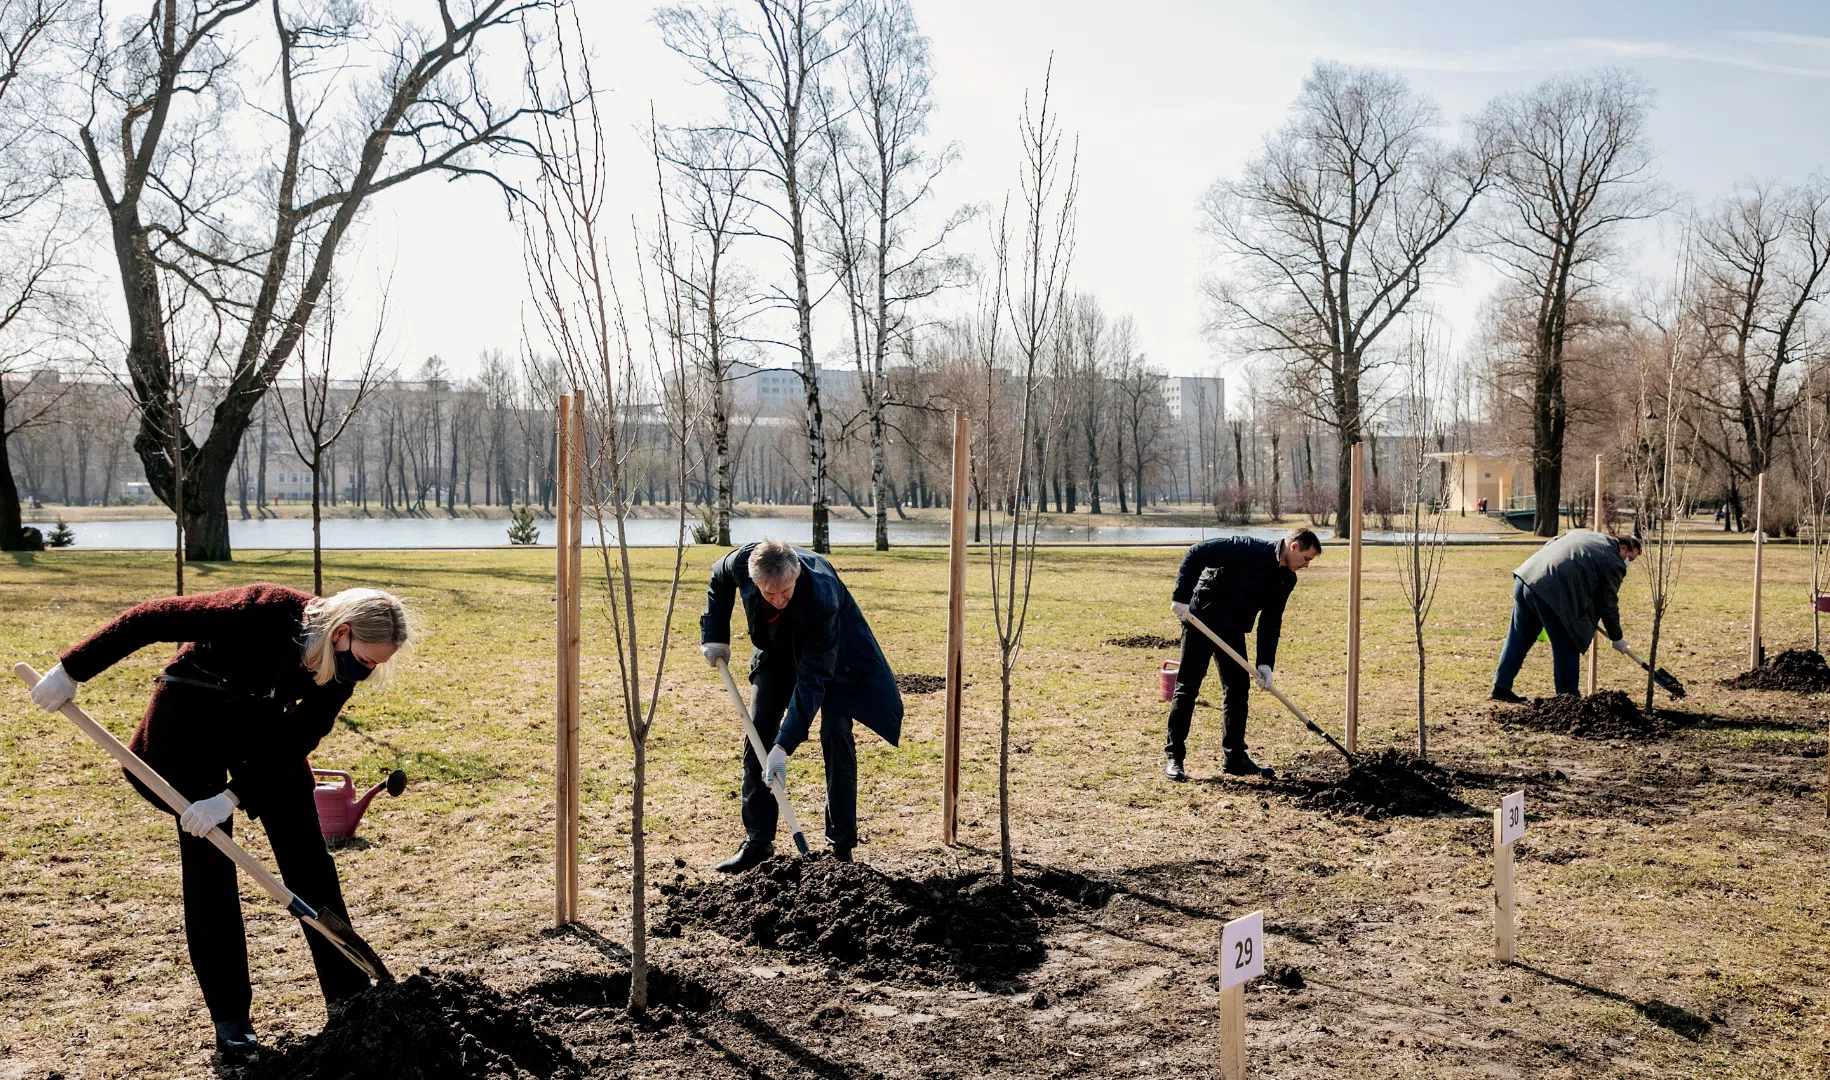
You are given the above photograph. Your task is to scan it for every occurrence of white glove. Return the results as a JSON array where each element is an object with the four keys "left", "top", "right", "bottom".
[
  {"left": 702, "top": 642, "right": 731, "bottom": 668},
  {"left": 1255, "top": 664, "right": 1274, "bottom": 690},
  {"left": 179, "top": 791, "right": 237, "bottom": 837},
  {"left": 30, "top": 663, "right": 76, "bottom": 712},
  {"left": 764, "top": 745, "right": 788, "bottom": 787},
  {"left": 1611, "top": 639, "right": 1632, "bottom": 654},
  {"left": 1170, "top": 602, "right": 1190, "bottom": 620}
]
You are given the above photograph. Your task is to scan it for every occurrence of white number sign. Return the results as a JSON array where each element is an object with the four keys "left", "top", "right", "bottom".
[
  {"left": 1500, "top": 790, "right": 1526, "bottom": 847},
  {"left": 1220, "top": 909, "right": 1264, "bottom": 990}
]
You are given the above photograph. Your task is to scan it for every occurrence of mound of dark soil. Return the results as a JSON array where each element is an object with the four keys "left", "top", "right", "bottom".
[
  {"left": 1107, "top": 633, "right": 1181, "bottom": 650},
  {"left": 1295, "top": 749, "right": 1467, "bottom": 818},
  {"left": 658, "top": 854, "right": 1112, "bottom": 985},
  {"left": 835, "top": 566, "right": 882, "bottom": 573},
  {"left": 525, "top": 968, "right": 718, "bottom": 1014},
  {"left": 896, "top": 672, "right": 946, "bottom": 694},
  {"left": 1501, "top": 690, "right": 1673, "bottom": 740},
  {"left": 236, "top": 971, "right": 580, "bottom": 1080},
  {"left": 1721, "top": 649, "right": 1830, "bottom": 692}
]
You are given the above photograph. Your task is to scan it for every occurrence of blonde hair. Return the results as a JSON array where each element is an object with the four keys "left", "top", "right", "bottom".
[
  {"left": 301, "top": 588, "right": 411, "bottom": 687},
  {"left": 748, "top": 540, "right": 801, "bottom": 587}
]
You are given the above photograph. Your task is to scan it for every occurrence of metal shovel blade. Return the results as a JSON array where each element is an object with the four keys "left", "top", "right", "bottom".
[{"left": 292, "top": 896, "right": 394, "bottom": 984}]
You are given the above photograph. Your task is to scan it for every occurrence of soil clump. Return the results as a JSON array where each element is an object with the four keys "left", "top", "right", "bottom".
[
  {"left": 658, "top": 854, "right": 1112, "bottom": 985},
  {"left": 1721, "top": 649, "right": 1830, "bottom": 692},
  {"left": 1500, "top": 690, "right": 1673, "bottom": 740},
  {"left": 895, "top": 672, "right": 946, "bottom": 694},
  {"left": 233, "top": 970, "right": 580, "bottom": 1080},
  {"left": 1294, "top": 749, "right": 1468, "bottom": 818},
  {"left": 1107, "top": 633, "right": 1180, "bottom": 650}
]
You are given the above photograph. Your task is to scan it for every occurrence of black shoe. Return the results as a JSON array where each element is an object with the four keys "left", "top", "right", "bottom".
[
  {"left": 1222, "top": 748, "right": 1275, "bottom": 779},
  {"left": 1164, "top": 756, "right": 1187, "bottom": 782},
  {"left": 831, "top": 845, "right": 853, "bottom": 862},
  {"left": 715, "top": 840, "right": 774, "bottom": 874},
  {"left": 1490, "top": 688, "right": 1528, "bottom": 704},
  {"left": 214, "top": 1019, "right": 258, "bottom": 1060}
]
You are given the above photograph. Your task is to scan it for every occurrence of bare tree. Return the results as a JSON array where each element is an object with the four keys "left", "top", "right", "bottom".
[
  {"left": 656, "top": 0, "right": 853, "bottom": 552},
  {"left": 274, "top": 281, "right": 389, "bottom": 594},
  {"left": 988, "top": 60, "right": 1076, "bottom": 883},
  {"left": 1391, "top": 327, "right": 1450, "bottom": 758},
  {"left": 1476, "top": 69, "right": 1660, "bottom": 537},
  {"left": 75, "top": 1, "right": 549, "bottom": 561},
  {"left": 1064, "top": 291, "right": 1108, "bottom": 513},
  {"left": 1203, "top": 62, "right": 1489, "bottom": 540}
]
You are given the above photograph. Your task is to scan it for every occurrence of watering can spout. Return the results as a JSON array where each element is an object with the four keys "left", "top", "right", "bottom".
[{"left": 352, "top": 768, "right": 408, "bottom": 823}]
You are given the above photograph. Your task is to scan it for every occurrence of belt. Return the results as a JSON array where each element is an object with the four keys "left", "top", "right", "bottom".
[{"left": 154, "top": 672, "right": 279, "bottom": 700}]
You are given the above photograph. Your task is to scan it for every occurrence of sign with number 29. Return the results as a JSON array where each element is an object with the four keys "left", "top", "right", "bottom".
[{"left": 1220, "top": 909, "right": 1264, "bottom": 990}]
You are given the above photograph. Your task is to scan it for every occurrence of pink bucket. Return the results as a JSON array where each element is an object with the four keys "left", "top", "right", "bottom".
[
  {"left": 1159, "top": 661, "right": 1180, "bottom": 701},
  {"left": 1815, "top": 593, "right": 1830, "bottom": 614}
]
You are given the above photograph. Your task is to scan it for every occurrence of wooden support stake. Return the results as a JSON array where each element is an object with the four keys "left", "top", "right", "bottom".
[
  {"left": 1588, "top": 455, "right": 1602, "bottom": 694},
  {"left": 942, "top": 409, "right": 968, "bottom": 846},
  {"left": 1218, "top": 984, "right": 1246, "bottom": 1080},
  {"left": 554, "top": 394, "right": 573, "bottom": 927},
  {"left": 564, "top": 402, "right": 583, "bottom": 921},
  {"left": 1494, "top": 808, "right": 1515, "bottom": 964},
  {"left": 1346, "top": 441, "right": 1363, "bottom": 754},
  {"left": 1752, "top": 471, "right": 1766, "bottom": 670}
]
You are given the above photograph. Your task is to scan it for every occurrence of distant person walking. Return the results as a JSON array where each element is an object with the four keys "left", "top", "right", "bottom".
[{"left": 1491, "top": 529, "right": 1641, "bottom": 701}]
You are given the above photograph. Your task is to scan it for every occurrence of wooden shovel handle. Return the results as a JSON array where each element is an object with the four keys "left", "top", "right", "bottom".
[
  {"left": 1178, "top": 614, "right": 1357, "bottom": 764},
  {"left": 13, "top": 662, "right": 299, "bottom": 911},
  {"left": 715, "top": 657, "right": 810, "bottom": 853}
]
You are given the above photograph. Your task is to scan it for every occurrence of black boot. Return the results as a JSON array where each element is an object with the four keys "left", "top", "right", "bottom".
[
  {"left": 715, "top": 839, "right": 774, "bottom": 874},
  {"left": 830, "top": 844, "right": 853, "bottom": 862},
  {"left": 214, "top": 1018, "right": 259, "bottom": 1061},
  {"left": 1490, "top": 687, "right": 1527, "bottom": 704},
  {"left": 1164, "top": 755, "right": 1187, "bottom": 782},
  {"left": 1222, "top": 747, "right": 1275, "bottom": 779}
]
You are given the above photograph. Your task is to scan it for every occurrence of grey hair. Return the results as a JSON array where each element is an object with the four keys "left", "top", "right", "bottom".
[{"left": 748, "top": 540, "right": 802, "bottom": 587}]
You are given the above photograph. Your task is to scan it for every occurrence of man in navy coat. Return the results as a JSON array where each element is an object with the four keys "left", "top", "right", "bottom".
[
  {"left": 700, "top": 539, "right": 903, "bottom": 872},
  {"left": 1163, "top": 528, "right": 1322, "bottom": 782}
]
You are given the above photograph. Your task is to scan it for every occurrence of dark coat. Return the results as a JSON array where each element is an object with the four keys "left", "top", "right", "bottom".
[
  {"left": 1172, "top": 536, "right": 1297, "bottom": 669},
  {"left": 1513, "top": 529, "right": 1627, "bottom": 651},
  {"left": 59, "top": 583, "right": 353, "bottom": 818},
  {"left": 700, "top": 544, "right": 902, "bottom": 752}
]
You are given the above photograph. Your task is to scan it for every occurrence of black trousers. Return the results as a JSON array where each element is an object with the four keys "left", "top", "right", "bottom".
[
  {"left": 739, "top": 661, "right": 858, "bottom": 848},
  {"left": 1164, "top": 621, "right": 1251, "bottom": 761},
  {"left": 172, "top": 770, "right": 368, "bottom": 1024}
]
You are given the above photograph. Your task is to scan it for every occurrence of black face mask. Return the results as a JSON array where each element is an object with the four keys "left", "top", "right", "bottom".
[{"left": 333, "top": 647, "right": 373, "bottom": 684}]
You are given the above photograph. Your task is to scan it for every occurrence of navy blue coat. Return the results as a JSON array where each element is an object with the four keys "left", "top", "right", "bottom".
[
  {"left": 1172, "top": 536, "right": 1297, "bottom": 669},
  {"left": 700, "top": 544, "right": 903, "bottom": 752}
]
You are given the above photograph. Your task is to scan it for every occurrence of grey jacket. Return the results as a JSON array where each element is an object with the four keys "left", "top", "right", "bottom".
[{"left": 1513, "top": 529, "right": 1628, "bottom": 651}]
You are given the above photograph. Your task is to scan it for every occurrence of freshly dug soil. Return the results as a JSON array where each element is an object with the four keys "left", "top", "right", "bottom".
[
  {"left": 235, "top": 971, "right": 580, "bottom": 1080},
  {"left": 1295, "top": 749, "right": 1467, "bottom": 819},
  {"left": 1500, "top": 691, "right": 1673, "bottom": 740},
  {"left": 1107, "top": 633, "right": 1181, "bottom": 650},
  {"left": 658, "top": 854, "right": 1112, "bottom": 985},
  {"left": 896, "top": 672, "right": 946, "bottom": 694},
  {"left": 1721, "top": 649, "right": 1830, "bottom": 692}
]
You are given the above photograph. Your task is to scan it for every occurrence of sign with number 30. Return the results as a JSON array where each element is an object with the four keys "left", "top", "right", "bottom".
[
  {"left": 1500, "top": 790, "right": 1526, "bottom": 847},
  {"left": 1220, "top": 909, "right": 1264, "bottom": 990}
]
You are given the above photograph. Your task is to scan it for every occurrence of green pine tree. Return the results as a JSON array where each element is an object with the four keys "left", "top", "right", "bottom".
[
  {"left": 506, "top": 505, "right": 540, "bottom": 545},
  {"left": 46, "top": 519, "right": 75, "bottom": 547}
]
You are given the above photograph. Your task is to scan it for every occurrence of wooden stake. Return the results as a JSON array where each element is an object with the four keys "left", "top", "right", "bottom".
[
  {"left": 942, "top": 409, "right": 968, "bottom": 846},
  {"left": 1494, "top": 807, "right": 1514, "bottom": 964},
  {"left": 1346, "top": 441, "right": 1363, "bottom": 754},
  {"left": 554, "top": 394, "right": 574, "bottom": 927},
  {"left": 1752, "top": 471, "right": 1766, "bottom": 670},
  {"left": 1217, "top": 983, "right": 1245, "bottom": 1080},
  {"left": 564, "top": 402, "right": 583, "bottom": 921},
  {"left": 1588, "top": 454, "right": 1602, "bottom": 694}
]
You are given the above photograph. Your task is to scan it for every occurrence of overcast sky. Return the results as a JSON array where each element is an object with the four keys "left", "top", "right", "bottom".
[{"left": 343, "top": 0, "right": 1830, "bottom": 386}]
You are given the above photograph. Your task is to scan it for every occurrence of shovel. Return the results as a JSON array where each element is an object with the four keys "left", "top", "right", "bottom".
[
  {"left": 14, "top": 663, "right": 393, "bottom": 984},
  {"left": 1178, "top": 613, "right": 1358, "bottom": 767},
  {"left": 1619, "top": 647, "right": 1687, "bottom": 699},
  {"left": 714, "top": 657, "right": 810, "bottom": 855}
]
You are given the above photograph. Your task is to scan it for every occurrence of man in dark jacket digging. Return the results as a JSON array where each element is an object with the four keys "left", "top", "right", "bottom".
[
  {"left": 1163, "top": 528, "right": 1322, "bottom": 782},
  {"left": 1491, "top": 529, "right": 1641, "bottom": 702},
  {"left": 700, "top": 540, "right": 903, "bottom": 873}
]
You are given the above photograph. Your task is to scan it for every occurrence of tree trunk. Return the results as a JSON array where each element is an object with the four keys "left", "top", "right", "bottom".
[
  {"left": 311, "top": 461, "right": 323, "bottom": 596},
  {"left": 0, "top": 391, "right": 22, "bottom": 550},
  {"left": 871, "top": 403, "right": 889, "bottom": 551},
  {"left": 1269, "top": 431, "right": 1282, "bottom": 521},
  {"left": 629, "top": 735, "right": 648, "bottom": 1014}
]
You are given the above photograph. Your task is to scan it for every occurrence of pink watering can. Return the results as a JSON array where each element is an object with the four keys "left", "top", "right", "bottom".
[
  {"left": 312, "top": 766, "right": 407, "bottom": 840},
  {"left": 1159, "top": 661, "right": 1180, "bottom": 701},
  {"left": 1814, "top": 592, "right": 1830, "bottom": 614}
]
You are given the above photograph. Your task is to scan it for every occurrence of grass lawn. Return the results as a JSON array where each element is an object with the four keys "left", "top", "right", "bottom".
[{"left": 1, "top": 540, "right": 1826, "bottom": 1078}]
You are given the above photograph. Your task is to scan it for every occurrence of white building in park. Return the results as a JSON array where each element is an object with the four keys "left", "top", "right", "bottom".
[{"left": 1161, "top": 373, "right": 1226, "bottom": 503}]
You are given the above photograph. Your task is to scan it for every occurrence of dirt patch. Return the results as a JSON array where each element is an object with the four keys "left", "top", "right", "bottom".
[
  {"left": 895, "top": 672, "right": 946, "bottom": 694},
  {"left": 1293, "top": 749, "right": 1469, "bottom": 818},
  {"left": 234, "top": 971, "right": 580, "bottom": 1080},
  {"left": 524, "top": 968, "right": 718, "bottom": 1015},
  {"left": 1721, "top": 649, "right": 1830, "bottom": 692},
  {"left": 1107, "top": 633, "right": 1181, "bottom": 650},
  {"left": 658, "top": 854, "right": 1112, "bottom": 985},
  {"left": 1499, "top": 691, "right": 1674, "bottom": 740},
  {"left": 835, "top": 566, "right": 882, "bottom": 573}
]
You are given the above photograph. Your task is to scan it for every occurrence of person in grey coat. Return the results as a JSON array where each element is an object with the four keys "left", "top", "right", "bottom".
[{"left": 1491, "top": 529, "right": 1641, "bottom": 701}]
